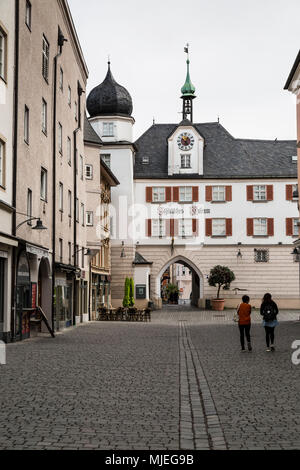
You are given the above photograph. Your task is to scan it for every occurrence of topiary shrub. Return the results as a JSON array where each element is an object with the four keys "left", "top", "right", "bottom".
[{"left": 208, "top": 265, "right": 235, "bottom": 299}]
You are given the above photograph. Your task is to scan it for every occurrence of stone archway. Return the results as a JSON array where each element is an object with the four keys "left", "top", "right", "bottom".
[{"left": 155, "top": 255, "right": 204, "bottom": 309}]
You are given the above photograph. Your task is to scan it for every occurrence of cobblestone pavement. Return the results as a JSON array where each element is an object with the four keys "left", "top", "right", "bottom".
[{"left": 1, "top": 306, "right": 300, "bottom": 450}]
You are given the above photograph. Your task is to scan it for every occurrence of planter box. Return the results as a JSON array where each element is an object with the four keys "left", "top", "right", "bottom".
[{"left": 211, "top": 299, "right": 225, "bottom": 311}]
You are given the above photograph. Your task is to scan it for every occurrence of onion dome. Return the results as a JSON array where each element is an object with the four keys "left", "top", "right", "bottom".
[
  {"left": 181, "top": 59, "right": 196, "bottom": 97},
  {"left": 87, "top": 62, "right": 133, "bottom": 118}
]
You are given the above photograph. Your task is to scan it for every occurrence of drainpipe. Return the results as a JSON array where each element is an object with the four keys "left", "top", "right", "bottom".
[
  {"left": 73, "top": 81, "right": 84, "bottom": 325},
  {"left": 51, "top": 28, "right": 67, "bottom": 332},
  {"left": 10, "top": 0, "right": 20, "bottom": 342}
]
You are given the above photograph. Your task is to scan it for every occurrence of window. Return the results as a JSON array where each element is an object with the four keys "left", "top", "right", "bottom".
[
  {"left": 25, "top": 1, "right": 32, "bottom": 29},
  {"left": 58, "top": 123, "right": 62, "bottom": 154},
  {"left": 42, "top": 35, "right": 49, "bottom": 81},
  {"left": 85, "top": 164, "right": 93, "bottom": 180},
  {"left": 24, "top": 106, "right": 29, "bottom": 143},
  {"left": 68, "top": 190, "right": 72, "bottom": 217},
  {"left": 67, "top": 137, "right": 71, "bottom": 165},
  {"left": 59, "top": 67, "right": 63, "bottom": 91},
  {"left": 212, "top": 219, "right": 226, "bottom": 236},
  {"left": 293, "top": 184, "right": 298, "bottom": 200},
  {"left": 153, "top": 187, "right": 165, "bottom": 203},
  {"left": 152, "top": 219, "right": 165, "bottom": 237},
  {"left": 75, "top": 101, "right": 78, "bottom": 121},
  {"left": 293, "top": 219, "right": 299, "bottom": 236},
  {"left": 86, "top": 211, "right": 93, "bottom": 226},
  {"left": 59, "top": 239, "right": 63, "bottom": 262},
  {"left": 179, "top": 219, "right": 193, "bottom": 237},
  {"left": 27, "top": 189, "right": 32, "bottom": 225},
  {"left": 181, "top": 154, "right": 191, "bottom": 169},
  {"left": 80, "top": 155, "right": 83, "bottom": 180},
  {"left": 82, "top": 248, "right": 85, "bottom": 269},
  {"left": 254, "top": 218, "right": 267, "bottom": 236},
  {"left": 142, "top": 156, "right": 149, "bottom": 164},
  {"left": 212, "top": 186, "right": 225, "bottom": 202},
  {"left": 0, "top": 140, "right": 4, "bottom": 188},
  {"left": 68, "top": 86, "right": 71, "bottom": 107},
  {"left": 68, "top": 242, "right": 72, "bottom": 265},
  {"left": 253, "top": 185, "right": 266, "bottom": 201},
  {"left": 101, "top": 154, "right": 111, "bottom": 168},
  {"left": 40, "top": 168, "right": 47, "bottom": 201},
  {"left": 75, "top": 244, "right": 79, "bottom": 266},
  {"left": 76, "top": 198, "right": 79, "bottom": 221},
  {"left": 0, "top": 28, "right": 6, "bottom": 80},
  {"left": 103, "top": 122, "right": 114, "bottom": 137},
  {"left": 255, "top": 249, "right": 269, "bottom": 263},
  {"left": 179, "top": 187, "right": 193, "bottom": 202},
  {"left": 81, "top": 203, "right": 85, "bottom": 226},
  {"left": 59, "top": 182, "right": 63, "bottom": 211},
  {"left": 42, "top": 99, "right": 47, "bottom": 134}
]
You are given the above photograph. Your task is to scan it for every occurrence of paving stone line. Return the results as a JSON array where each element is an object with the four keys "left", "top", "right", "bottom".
[{"left": 179, "top": 321, "right": 228, "bottom": 450}]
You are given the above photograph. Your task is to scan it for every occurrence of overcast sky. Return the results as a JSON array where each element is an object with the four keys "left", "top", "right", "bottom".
[{"left": 69, "top": 0, "right": 299, "bottom": 141}]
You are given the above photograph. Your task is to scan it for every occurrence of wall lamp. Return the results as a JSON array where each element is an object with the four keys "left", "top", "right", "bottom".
[
  {"left": 291, "top": 247, "right": 300, "bottom": 262},
  {"left": 237, "top": 249, "right": 243, "bottom": 260},
  {"left": 16, "top": 216, "right": 47, "bottom": 231},
  {"left": 120, "top": 241, "right": 126, "bottom": 258}
]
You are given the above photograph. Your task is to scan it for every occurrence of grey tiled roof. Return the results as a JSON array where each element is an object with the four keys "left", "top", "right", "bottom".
[
  {"left": 134, "top": 122, "right": 297, "bottom": 179},
  {"left": 133, "top": 252, "right": 153, "bottom": 265},
  {"left": 84, "top": 115, "right": 102, "bottom": 145}
]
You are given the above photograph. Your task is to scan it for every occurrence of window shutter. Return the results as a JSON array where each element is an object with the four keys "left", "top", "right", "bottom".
[
  {"left": 247, "top": 218, "right": 254, "bottom": 236},
  {"left": 192, "top": 187, "right": 199, "bottom": 202},
  {"left": 146, "top": 187, "right": 153, "bottom": 203},
  {"left": 174, "top": 219, "right": 179, "bottom": 237},
  {"left": 226, "top": 219, "right": 232, "bottom": 236},
  {"left": 206, "top": 186, "right": 212, "bottom": 202},
  {"left": 173, "top": 187, "right": 179, "bottom": 202},
  {"left": 286, "top": 218, "right": 293, "bottom": 236},
  {"left": 225, "top": 186, "right": 232, "bottom": 202},
  {"left": 192, "top": 219, "right": 198, "bottom": 235},
  {"left": 266, "top": 185, "right": 273, "bottom": 201},
  {"left": 247, "top": 186, "right": 254, "bottom": 201},
  {"left": 146, "top": 219, "right": 152, "bottom": 237},
  {"left": 267, "top": 218, "right": 274, "bottom": 237},
  {"left": 206, "top": 219, "right": 212, "bottom": 236},
  {"left": 165, "top": 187, "right": 172, "bottom": 203},
  {"left": 170, "top": 219, "right": 175, "bottom": 237},
  {"left": 286, "top": 184, "right": 293, "bottom": 201}
]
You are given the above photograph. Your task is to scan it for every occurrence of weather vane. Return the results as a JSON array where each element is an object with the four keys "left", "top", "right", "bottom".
[{"left": 184, "top": 43, "right": 190, "bottom": 59}]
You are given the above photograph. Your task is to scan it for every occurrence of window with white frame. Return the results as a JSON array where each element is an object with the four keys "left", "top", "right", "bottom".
[
  {"left": 59, "top": 67, "right": 63, "bottom": 91},
  {"left": 42, "top": 35, "right": 49, "bottom": 81},
  {"left": 293, "top": 184, "right": 298, "bottom": 200},
  {"left": 68, "top": 86, "right": 71, "bottom": 107},
  {"left": 27, "top": 189, "right": 32, "bottom": 225},
  {"left": 59, "top": 182, "right": 63, "bottom": 211},
  {"left": 212, "top": 219, "right": 226, "bottom": 236},
  {"left": 179, "top": 187, "right": 193, "bottom": 202},
  {"left": 152, "top": 219, "right": 165, "bottom": 237},
  {"left": 0, "top": 28, "right": 6, "bottom": 80},
  {"left": 181, "top": 154, "right": 191, "bottom": 169},
  {"left": 68, "top": 190, "right": 72, "bottom": 217},
  {"left": 253, "top": 185, "right": 267, "bottom": 201},
  {"left": 24, "top": 106, "right": 29, "bottom": 143},
  {"left": 40, "top": 168, "right": 47, "bottom": 201},
  {"left": 103, "top": 122, "right": 114, "bottom": 137},
  {"left": 101, "top": 154, "right": 111, "bottom": 168},
  {"left": 67, "top": 137, "right": 71, "bottom": 165},
  {"left": 0, "top": 140, "right": 4, "bottom": 187},
  {"left": 81, "top": 203, "right": 84, "bottom": 226},
  {"left": 86, "top": 211, "right": 93, "bottom": 226},
  {"left": 254, "top": 218, "right": 267, "bottom": 236},
  {"left": 42, "top": 99, "right": 47, "bottom": 134},
  {"left": 58, "top": 123, "right": 62, "bottom": 154},
  {"left": 152, "top": 187, "right": 165, "bottom": 202},
  {"left": 80, "top": 155, "right": 83, "bottom": 180},
  {"left": 25, "top": 1, "right": 32, "bottom": 29},
  {"left": 212, "top": 186, "right": 225, "bottom": 202},
  {"left": 179, "top": 219, "right": 193, "bottom": 237},
  {"left": 293, "top": 219, "right": 299, "bottom": 236},
  {"left": 85, "top": 164, "right": 93, "bottom": 179}
]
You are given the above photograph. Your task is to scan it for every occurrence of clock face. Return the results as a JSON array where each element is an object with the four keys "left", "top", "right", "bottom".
[{"left": 177, "top": 132, "right": 195, "bottom": 151}]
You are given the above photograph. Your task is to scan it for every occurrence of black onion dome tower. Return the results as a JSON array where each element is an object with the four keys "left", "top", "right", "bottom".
[{"left": 87, "top": 62, "right": 133, "bottom": 118}]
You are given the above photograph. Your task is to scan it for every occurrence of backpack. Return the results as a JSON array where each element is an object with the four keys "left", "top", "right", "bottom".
[{"left": 262, "top": 303, "right": 277, "bottom": 322}]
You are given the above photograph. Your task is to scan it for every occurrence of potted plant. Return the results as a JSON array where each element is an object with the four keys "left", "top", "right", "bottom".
[
  {"left": 166, "top": 284, "right": 180, "bottom": 304},
  {"left": 208, "top": 265, "right": 235, "bottom": 311}
]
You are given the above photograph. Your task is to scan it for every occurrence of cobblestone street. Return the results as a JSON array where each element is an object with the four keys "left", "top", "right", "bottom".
[{"left": 1, "top": 307, "right": 300, "bottom": 450}]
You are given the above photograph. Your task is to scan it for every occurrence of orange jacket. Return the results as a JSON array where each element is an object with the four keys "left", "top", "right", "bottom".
[{"left": 238, "top": 303, "right": 251, "bottom": 325}]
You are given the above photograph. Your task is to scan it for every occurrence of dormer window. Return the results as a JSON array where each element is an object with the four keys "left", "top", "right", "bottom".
[
  {"left": 103, "top": 122, "right": 114, "bottom": 137},
  {"left": 181, "top": 154, "right": 191, "bottom": 169}
]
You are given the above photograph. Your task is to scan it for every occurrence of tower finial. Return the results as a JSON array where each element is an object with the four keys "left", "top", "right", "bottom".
[
  {"left": 108, "top": 55, "right": 111, "bottom": 67},
  {"left": 181, "top": 44, "right": 196, "bottom": 122}
]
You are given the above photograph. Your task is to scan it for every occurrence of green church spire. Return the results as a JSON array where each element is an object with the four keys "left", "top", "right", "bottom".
[{"left": 181, "top": 44, "right": 196, "bottom": 122}]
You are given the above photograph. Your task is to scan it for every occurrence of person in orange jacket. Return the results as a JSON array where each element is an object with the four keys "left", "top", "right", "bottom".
[{"left": 237, "top": 295, "right": 252, "bottom": 352}]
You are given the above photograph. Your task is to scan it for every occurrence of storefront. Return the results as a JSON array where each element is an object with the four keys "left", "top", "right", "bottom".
[
  {"left": 91, "top": 273, "right": 111, "bottom": 320},
  {"left": 54, "top": 264, "right": 76, "bottom": 331},
  {"left": 15, "top": 251, "right": 32, "bottom": 340}
]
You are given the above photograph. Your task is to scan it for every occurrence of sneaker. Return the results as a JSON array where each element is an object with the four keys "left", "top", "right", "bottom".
[
  {"left": 270, "top": 345, "right": 275, "bottom": 352},
  {"left": 247, "top": 342, "right": 252, "bottom": 352},
  {"left": 241, "top": 349, "right": 247, "bottom": 353},
  {"left": 266, "top": 348, "right": 271, "bottom": 352}
]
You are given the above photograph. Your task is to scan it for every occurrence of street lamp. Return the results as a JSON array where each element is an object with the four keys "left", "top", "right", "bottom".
[{"left": 16, "top": 216, "right": 47, "bottom": 231}]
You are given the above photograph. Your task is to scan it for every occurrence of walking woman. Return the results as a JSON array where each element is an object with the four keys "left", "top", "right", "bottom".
[
  {"left": 237, "top": 295, "right": 252, "bottom": 352},
  {"left": 260, "top": 293, "right": 279, "bottom": 352}
]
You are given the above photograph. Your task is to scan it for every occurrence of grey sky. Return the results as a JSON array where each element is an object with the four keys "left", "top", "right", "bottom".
[{"left": 69, "top": 0, "right": 299, "bottom": 142}]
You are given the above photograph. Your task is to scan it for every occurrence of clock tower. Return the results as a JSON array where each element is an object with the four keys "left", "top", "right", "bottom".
[{"left": 181, "top": 45, "right": 196, "bottom": 122}]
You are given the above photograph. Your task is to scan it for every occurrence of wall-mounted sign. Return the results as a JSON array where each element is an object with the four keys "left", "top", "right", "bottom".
[{"left": 136, "top": 285, "right": 146, "bottom": 299}]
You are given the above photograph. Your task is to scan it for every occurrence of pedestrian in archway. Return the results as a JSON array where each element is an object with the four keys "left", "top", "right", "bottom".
[
  {"left": 237, "top": 295, "right": 252, "bottom": 352},
  {"left": 260, "top": 293, "right": 279, "bottom": 352}
]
